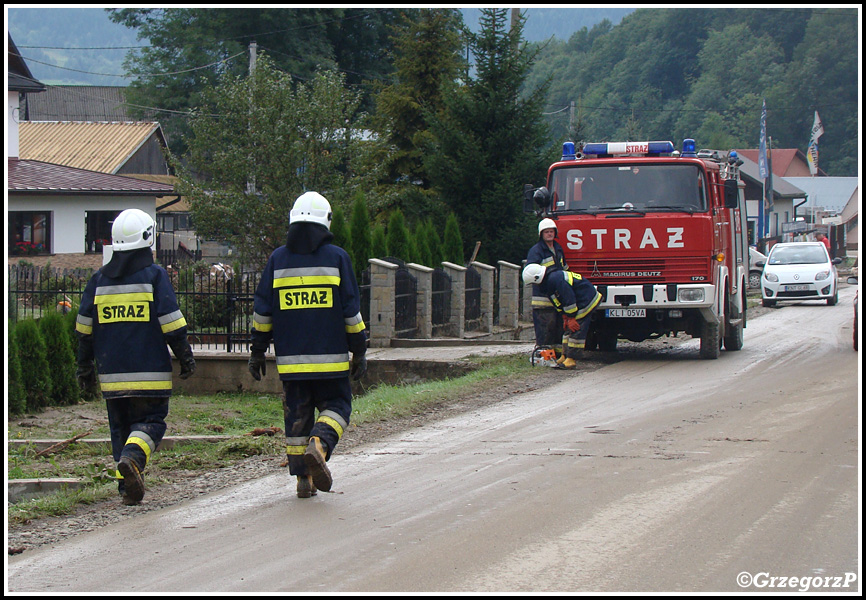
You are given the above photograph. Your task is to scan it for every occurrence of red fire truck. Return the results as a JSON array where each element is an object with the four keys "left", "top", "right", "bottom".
[{"left": 526, "top": 139, "right": 749, "bottom": 359}]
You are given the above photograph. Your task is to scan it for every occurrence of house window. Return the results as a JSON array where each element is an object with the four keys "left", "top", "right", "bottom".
[
  {"left": 9, "top": 211, "right": 51, "bottom": 256},
  {"left": 86, "top": 210, "right": 120, "bottom": 253}
]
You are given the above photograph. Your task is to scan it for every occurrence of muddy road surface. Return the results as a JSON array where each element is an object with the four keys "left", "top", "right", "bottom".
[{"left": 8, "top": 287, "right": 860, "bottom": 593}]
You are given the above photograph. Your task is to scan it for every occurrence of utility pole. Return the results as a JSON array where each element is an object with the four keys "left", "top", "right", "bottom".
[{"left": 247, "top": 41, "right": 257, "bottom": 196}]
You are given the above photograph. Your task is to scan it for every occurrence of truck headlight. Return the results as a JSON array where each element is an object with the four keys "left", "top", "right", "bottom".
[{"left": 678, "top": 288, "right": 704, "bottom": 302}]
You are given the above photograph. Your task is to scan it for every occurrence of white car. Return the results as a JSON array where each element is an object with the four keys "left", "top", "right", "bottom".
[{"left": 761, "top": 242, "right": 842, "bottom": 307}]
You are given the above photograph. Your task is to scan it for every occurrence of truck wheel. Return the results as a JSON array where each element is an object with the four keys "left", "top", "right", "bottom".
[
  {"left": 699, "top": 319, "right": 721, "bottom": 359},
  {"left": 724, "top": 295, "right": 745, "bottom": 351}
]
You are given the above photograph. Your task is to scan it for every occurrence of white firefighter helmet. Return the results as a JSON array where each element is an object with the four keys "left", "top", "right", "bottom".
[
  {"left": 522, "top": 263, "right": 546, "bottom": 285},
  {"left": 538, "top": 218, "right": 557, "bottom": 236},
  {"left": 290, "top": 191, "right": 332, "bottom": 230},
  {"left": 111, "top": 208, "right": 155, "bottom": 252}
]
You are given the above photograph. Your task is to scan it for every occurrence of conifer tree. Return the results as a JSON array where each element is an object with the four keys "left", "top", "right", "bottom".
[
  {"left": 349, "top": 192, "right": 373, "bottom": 277},
  {"left": 8, "top": 322, "right": 26, "bottom": 416},
  {"left": 424, "top": 219, "right": 444, "bottom": 266},
  {"left": 414, "top": 222, "right": 433, "bottom": 266},
  {"left": 15, "top": 319, "right": 53, "bottom": 412},
  {"left": 371, "top": 225, "right": 388, "bottom": 258},
  {"left": 39, "top": 312, "right": 80, "bottom": 406},
  {"left": 443, "top": 213, "right": 465, "bottom": 264},
  {"left": 330, "top": 206, "right": 352, "bottom": 259},
  {"left": 425, "top": 8, "right": 549, "bottom": 264},
  {"left": 386, "top": 209, "right": 412, "bottom": 261}
]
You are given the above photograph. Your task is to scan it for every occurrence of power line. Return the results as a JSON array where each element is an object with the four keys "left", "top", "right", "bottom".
[{"left": 11, "top": 51, "right": 246, "bottom": 79}]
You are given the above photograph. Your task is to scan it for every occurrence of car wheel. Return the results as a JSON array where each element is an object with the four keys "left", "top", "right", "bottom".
[
  {"left": 749, "top": 271, "right": 761, "bottom": 289},
  {"left": 827, "top": 291, "right": 838, "bottom": 306}
]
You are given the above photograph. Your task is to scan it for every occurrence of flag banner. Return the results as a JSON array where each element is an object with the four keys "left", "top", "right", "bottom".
[
  {"left": 758, "top": 100, "right": 769, "bottom": 179},
  {"left": 807, "top": 111, "right": 823, "bottom": 175}
]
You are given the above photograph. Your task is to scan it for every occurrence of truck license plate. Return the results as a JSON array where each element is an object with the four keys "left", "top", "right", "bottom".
[
  {"left": 606, "top": 308, "right": 646, "bottom": 318},
  {"left": 784, "top": 284, "right": 810, "bottom": 291}
]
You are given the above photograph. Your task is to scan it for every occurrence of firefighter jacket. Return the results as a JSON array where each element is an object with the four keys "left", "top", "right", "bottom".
[
  {"left": 526, "top": 239, "right": 569, "bottom": 310},
  {"left": 539, "top": 269, "right": 601, "bottom": 320},
  {"left": 251, "top": 231, "right": 366, "bottom": 381},
  {"left": 76, "top": 255, "right": 188, "bottom": 400}
]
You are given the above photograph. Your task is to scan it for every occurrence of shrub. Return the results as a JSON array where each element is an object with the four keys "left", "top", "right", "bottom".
[
  {"left": 443, "top": 213, "right": 465, "bottom": 264},
  {"left": 15, "top": 319, "right": 53, "bottom": 412},
  {"left": 39, "top": 312, "right": 80, "bottom": 406},
  {"left": 350, "top": 192, "right": 373, "bottom": 278}
]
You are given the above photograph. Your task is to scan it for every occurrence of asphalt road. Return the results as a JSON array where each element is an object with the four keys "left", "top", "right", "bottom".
[{"left": 7, "top": 287, "right": 861, "bottom": 593}]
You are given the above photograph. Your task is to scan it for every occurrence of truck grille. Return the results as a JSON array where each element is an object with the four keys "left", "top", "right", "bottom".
[{"left": 570, "top": 257, "right": 711, "bottom": 284}]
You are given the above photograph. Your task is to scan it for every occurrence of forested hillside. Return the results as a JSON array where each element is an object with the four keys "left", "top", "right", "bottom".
[{"left": 524, "top": 7, "right": 858, "bottom": 176}]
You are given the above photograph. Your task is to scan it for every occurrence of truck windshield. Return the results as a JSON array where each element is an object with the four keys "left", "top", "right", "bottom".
[{"left": 549, "top": 163, "right": 708, "bottom": 214}]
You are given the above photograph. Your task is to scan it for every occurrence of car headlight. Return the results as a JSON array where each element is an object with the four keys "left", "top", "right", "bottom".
[
  {"left": 764, "top": 272, "right": 779, "bottom": 282},
  {"left": 815, "top": 270, "right": 831, "bottom": 281}
]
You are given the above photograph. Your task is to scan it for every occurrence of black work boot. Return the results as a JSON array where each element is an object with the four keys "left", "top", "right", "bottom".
[
  {"left": 296, "top": 475, "right": 318, "bottom": 498},
  {"left": 118, "top": 456, "right": 145, "bottom": 505},
  {"left": 303, "top": 436, "right": 332, "bottom": 492}
]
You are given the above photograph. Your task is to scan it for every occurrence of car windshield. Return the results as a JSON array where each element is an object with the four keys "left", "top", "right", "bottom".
[
  {"left": 768, "top": 245, "right": 828, "bottom": 265},
  {"left": 549, "top": 163, "right": 707, "bottom": 213}
]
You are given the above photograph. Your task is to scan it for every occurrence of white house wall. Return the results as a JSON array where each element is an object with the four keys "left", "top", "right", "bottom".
[
  {"left": 7, "top": 194, "right": 156, "bottom": 254},
  {"left": 9, "top": 90, "right": 21, "bottom": 157}
]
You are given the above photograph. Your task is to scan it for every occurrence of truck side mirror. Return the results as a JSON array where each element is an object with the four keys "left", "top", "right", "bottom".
[
  {"left": 723, "top": 179, "right": 739, "bottom": 209},
  {"left": 533, "top": 186, "right": 551, "bottom": 211}
]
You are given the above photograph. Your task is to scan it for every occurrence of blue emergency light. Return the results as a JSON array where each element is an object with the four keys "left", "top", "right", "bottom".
[
  {"left": 681, "top": 138, "right": 697, "bottom": 157},
  {"left": 581, "top": 141, "right": 675, "bottom": 156},
  {"left": 561, "top": 141, "right": 576, "bottom": 160}
]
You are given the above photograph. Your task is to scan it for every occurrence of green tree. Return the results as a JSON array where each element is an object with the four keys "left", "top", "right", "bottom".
[
  {"left": 108, "top": 8, "right": 407, "bottom": 154},
  {"left": 176, "top": 57, "right": 367, "bottom": 267},
  {"left": 349, "top": 192, "right": 373, "bottom": 277},
  {"left": 385, "top": 209, "right": 412, "bottom": 261},
  {"left": 424, "top": 8, "right": 550, "bottom": 265},
  {"left": 330, "top": 206, "right": 352, "bottom": 259},
  {"left": 8, "top": 322, "right": 26, "bottom": 416},
  {"left": 371, "top": 225, "right": 388, "bottom": 258},
  {"left": 16, "top": 319, "right": 53, "bottom": 412},
  {"left": 39, "top": 312, "right": 80, "bottom": 406},
  {"left": 442, "top": 213, "right": 464, "bottom": 264},
  {"left": 424, "top": 219, "right": 444, "bottom": 267},
  {"left": 414, "top": 222, "right": 433, "bottom": 266},
  {"left": 373, "top": 8, "right": 464, "bottom": 188}
]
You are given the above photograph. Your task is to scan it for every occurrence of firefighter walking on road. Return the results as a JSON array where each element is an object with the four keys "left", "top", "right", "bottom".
[
  {"left": 249, "top": 191, "right": 367, "bottom": 498},
  {"left": 526, "top": 218, "right": 570, "bottom": 359},
  {"left": 523, "top": 263, "right": 602, "bottom": 368},
  {"left": 75, "top": 209, "right": 195, "bottom": 506}
]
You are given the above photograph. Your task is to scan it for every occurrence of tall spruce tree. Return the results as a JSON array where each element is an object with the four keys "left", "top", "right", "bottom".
[{"left": 424, "top": 8, "right": 551, "bottom": 265}]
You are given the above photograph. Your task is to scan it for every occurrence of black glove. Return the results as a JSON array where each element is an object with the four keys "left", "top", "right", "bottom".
[
  {"left": 76, "top": 361, "right": 98, "bottom": 392},
  {"left": 249, "top": 350, "right": 267, "bottom": 381},
  {"left": 168, "top": 338, "right": 196, "bottom": 379},
  {"left": 350, "top": 354, "right": 367, "bottom": 381}
]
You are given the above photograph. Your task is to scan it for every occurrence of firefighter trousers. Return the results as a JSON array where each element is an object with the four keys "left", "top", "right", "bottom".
[
  {"left": 106, "top": 397, "right": 169, "bottom": 493},
  {"left": 532, "top": 308, "right": 564, "bottom": 355},
  {"left": 282, "top": 378, "right": 352, "bottom": 477}
]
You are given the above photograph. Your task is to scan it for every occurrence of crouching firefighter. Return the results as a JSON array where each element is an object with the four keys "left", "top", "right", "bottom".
[
  {"left": 522, "top": 263, "right": 602, "bottom": 369},
  {"left": 75, "top": 209, "right": 195, "bottom": 506},
  {"left": 525, "top": 218, "right": 570, "bottom": 360},
  {"left": 249, "top": 191, "right": 368, "bottom": 498}
]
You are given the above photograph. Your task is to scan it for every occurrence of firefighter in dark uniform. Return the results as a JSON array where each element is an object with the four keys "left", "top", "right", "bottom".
[
  {"left": 526, "top": 218, "right": 569, "bottom": 358},
  {"left": 248, "top": 191, "right": 367, "bottom": 498},
  {"left": 523, "top": 263, "right": 602, "bottom": 369},
  {"left": 76, "top": 208, "right": 195, "bottom": 505}
]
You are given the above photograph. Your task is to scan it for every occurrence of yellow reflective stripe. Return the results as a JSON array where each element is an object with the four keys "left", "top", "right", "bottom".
[
  {"left": 273, "top": 275, "right": 340, "bottom": 288},
  {"left": 101, "top": 380, "right": 172, "bottom": 392},
  {"left": 345, "top": 319, "right": 366, "bottom": 334},
  {"left": 574, "top": 292, "right": 602, "bottom": 320},
  {"left": 94, "top": 292, "right": 153, "bottom": 304},
  {"left": 115, "top": 469, "right": 123, "bottom": 480},
  {"left": 126, "top": 436, "right": 153, "bottom": 463},
  {"left": 317, "top": 414, "right": 344, "bottom": 439},
  {"left": 531, "top": 297, "right": 555, "bottom": 308},
  {"left": 253, "top": 313, "right": 273, "bottom": 332},
  {"left": 75, "top": 322, "right": 93, "bottom": 335},
  {"left": 161, "top": 317, "right": 187, "bottom": 333},
  {"left": 286, "top": 445, "right": 306, "bottom": 455},
  {"left": 277, "top": 361, "right": 350, "bottom": 375}
]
